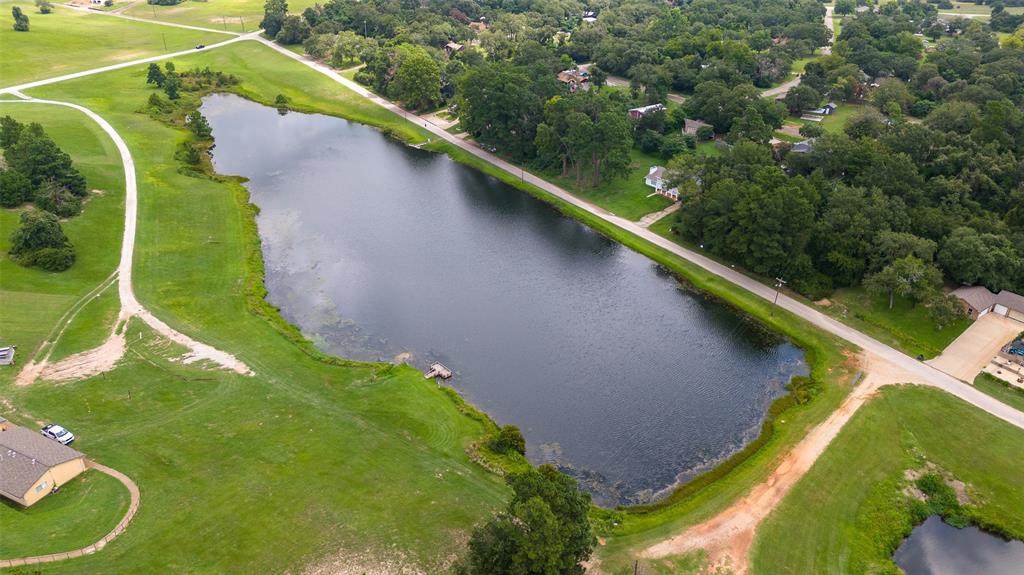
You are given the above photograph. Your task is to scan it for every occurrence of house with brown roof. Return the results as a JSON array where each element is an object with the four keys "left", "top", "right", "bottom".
[
  {"left": 952, "top": 286, "right": 1024, "bottom": 322},
  {"left": 0, "top": 424, "right": 87, "bottom": 507}
]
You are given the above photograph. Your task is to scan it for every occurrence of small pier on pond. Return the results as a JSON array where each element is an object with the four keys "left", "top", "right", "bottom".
[{"left": 424, "top": 363, "right": 452, "bottom": 379}]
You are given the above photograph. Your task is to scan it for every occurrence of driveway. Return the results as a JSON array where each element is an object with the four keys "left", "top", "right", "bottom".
[{"left": 927, "top": 314, "right": 1022, "bottom": 382}]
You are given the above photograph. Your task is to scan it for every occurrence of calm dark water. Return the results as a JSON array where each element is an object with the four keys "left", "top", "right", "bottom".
[
  {"left": 893, "top": 516, "right": 1024, "bottom": 575},
  {"left": 202, "top": 94, "right": 807, "bottom": 506}
]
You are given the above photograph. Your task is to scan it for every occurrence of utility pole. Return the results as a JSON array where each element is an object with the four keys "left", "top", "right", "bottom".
[
  {"left": 772, "top": 277, "right": 787, "bottom": 314},
  {"left": 161, "top": 32, "right": 167, "bottom": 51},
  {"left": 240, "top": 17, "right": 245, "bottom": 33}
]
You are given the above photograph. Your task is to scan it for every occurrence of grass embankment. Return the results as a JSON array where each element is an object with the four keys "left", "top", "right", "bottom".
[
  {"left": 751, "top": 385, "right": 1024, "bottom": 574},
  {"left": 974, "top": 372, "right": 1024, "bottom": 413},
  {"left": 0, "top": 103, "right": 125, "bottom": 363},
  {"left": 0, "top": 470, "right": 131, "bottom": 558},
  {"left": 0, "top": 1, "right": 227, "bottom": 87},
  {"left": 123, "top": 0, "right": 319, "bottom": 33},
  {"left": 423, "top": 130, "right": 857, "bottom": 572},
  {"left": 9, "top": 38, "right": 855, "bottom": 573},
  {"left": 821, "top": 287, "right": 970, "bottom": 359},
  {"left": 5, "top": 41, "right": 507, "bottom": 571}
]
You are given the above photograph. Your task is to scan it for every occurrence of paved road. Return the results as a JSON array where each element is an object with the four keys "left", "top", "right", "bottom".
[
  {"left": 59, "top": 3, "right": 239, "bottom": 36},
  {"left": 761, "top": 5, "right": 835, "bottom": 98},
  {"left": 256, "top": 36, "right": 1024, "bottom": 431},
  {"left": 2, "top": 32, "right": 1019, "bottom": 428},
  {"left": 0, "top": 32, "right": 255, "bottom": 96},
  {"left": 0, "top": 460, "right": 140, "bottom": 568}
]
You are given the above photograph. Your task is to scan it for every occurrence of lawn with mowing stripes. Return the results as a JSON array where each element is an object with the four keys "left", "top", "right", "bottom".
[{"left": 0, "top": 1, "right": 228, "bottom": 87}]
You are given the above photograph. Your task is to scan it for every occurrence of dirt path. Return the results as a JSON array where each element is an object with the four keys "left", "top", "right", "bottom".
[
  {"left": 1, "top": 94, "right": 252, "bottom": 384},
  {"left": 639, "top": 353, "right": 926, "bottom": 573},
  {"left": 0, "top": 460, "right": 140, "bottom": 569}
]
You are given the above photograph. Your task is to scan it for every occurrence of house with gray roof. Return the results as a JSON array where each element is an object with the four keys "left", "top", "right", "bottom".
[
  {"left": 952, "top": 286, "right": 1024, "bottom": 323},
  {"left": 0, "top": 424, "right": 87, "bottom": 507}
]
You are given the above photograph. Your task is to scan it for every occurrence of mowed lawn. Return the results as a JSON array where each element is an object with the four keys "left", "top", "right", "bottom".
[
  {"left": 542, "top": 148, "right": 673, "bottom": 221},
  {"left": 0, "top": 470, "right": 131, "bottom": 558},
  {"left": 122, "top": 0, "right": 320, "bottom": 33},
  {"left": 751, "top": 385, "right": 1024, "bottom": 574},
  {"left": 0, "top": 1, "right": 228, "bottom": 87},
  {"left": 2, "top": 41, "right": 506, "bottom": 572},
  {"left": 0, "top": 102, "right": 125, "bottom": 362},
  {"left": 820, "top": 287, "right": 971, "bottom": 359}
]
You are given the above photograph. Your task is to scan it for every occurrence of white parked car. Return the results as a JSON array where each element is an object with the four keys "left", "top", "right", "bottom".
[{"left": 41, "top": 423, "right": 75, "bottom": 445}]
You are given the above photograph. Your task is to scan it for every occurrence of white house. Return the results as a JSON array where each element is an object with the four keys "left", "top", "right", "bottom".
[
  {"left": 629, "top": 104, "right": 666, "bottom": 120},
  {"left": 644, "top": 166, "right": 679, "bottom": 201}
]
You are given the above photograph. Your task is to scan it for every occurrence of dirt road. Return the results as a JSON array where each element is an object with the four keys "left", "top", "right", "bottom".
[{"left": 1, "top": 94, "right": 252, "bottom": 383}]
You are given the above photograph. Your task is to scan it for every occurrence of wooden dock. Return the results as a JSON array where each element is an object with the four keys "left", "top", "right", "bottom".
[{"left": 424, "top": 363, "right": 452, "bottom": 379}]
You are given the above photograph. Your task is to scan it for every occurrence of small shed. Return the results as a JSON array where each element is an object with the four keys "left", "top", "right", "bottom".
[{"left": 0, "top": 346, "right": 14, "bottom": 366}]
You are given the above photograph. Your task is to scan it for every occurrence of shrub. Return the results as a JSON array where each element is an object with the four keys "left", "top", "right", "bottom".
[
  {"left": 0, "top": 169, "right": 33, "bottom": 207},
  {"left": 19, "top": 246, "right": 76, "bottom": 271},
  {"left": 489, "top": 425, "right": 526, "bottom": 455},
  {"left": 34, "top": 180, "right": 83, "bottom": 218},
  {"left": 9, "top": 209, "right": 76, "bottom": 271}
]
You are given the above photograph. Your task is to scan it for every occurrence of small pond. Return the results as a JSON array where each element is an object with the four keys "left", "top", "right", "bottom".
[
  {"left": 202, "top": 94, "right": 808, "bottom": 506},
  {"left": 893, "top": 516, "right": 1024, "bottom": 575}
]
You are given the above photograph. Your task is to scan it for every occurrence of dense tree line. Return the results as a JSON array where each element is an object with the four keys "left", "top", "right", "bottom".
[
  {"left": 667, "top": 3, "right": 1024, "bottom": 306},
  {"left": 256, "top": 0, "right": 1021, "bottom": 308}
]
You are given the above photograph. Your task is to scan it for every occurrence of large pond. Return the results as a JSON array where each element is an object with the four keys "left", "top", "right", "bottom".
[
  {"left": 202, "top": 94, "right": 807, "bottom": 506},
  {"left": 893, "top": 516, "right": 1024, "bottom": 575}
]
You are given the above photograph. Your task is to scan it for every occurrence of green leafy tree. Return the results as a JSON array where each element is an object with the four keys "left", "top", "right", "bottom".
[
  {"left": 34, "top": 0, "right": 52, "bottom": 14},
  {"left": 12, "top": 6, "right": 29, "bottom": 31},
  {"left": 186, "top": 110, "right": 212, "bottom": 139},
  {"left": 489, "top": 425, "right": 526, "bottom": 455},
  {"left": 5, "top": 123, "right": 87, "bottom": 196},
  {"left": 938, "top": 227, "right": 1020, "bottom": 292},
  {"left": 260, "top": 0, "right": 287, "bottom": 38},
  {"left": 275, "top": 14, "right": 310, "bottom": 45},
  {"left": 0, "top": 115, "right": 24, "bottom": 147},
  {"left": 784, "top": 85, "right": 822, "bottom": 115},
  {"left": 461, "top": 465, "right": 594, "bottom": 575},
  {"left": 146, "top": 62, "right": 166, "bottom": 87},
  {"left": 728, "top": 105, "right": 773, "bottom": 144},
  {"left": 864, "top": 255, "right": 942, "bottom": 309},
  {"left": 9, "top": 209, "right": 75, "bottom": 271},
  {"left": 391, "top": 45, "right": 441, "bottom": 110},
  {"left": 330, "top": 30, "right": 364, "bottom": 67},
  {"left": 0, "top": 169, "right": 33, "bottom": 208},
  {"left": 927, "top": 293, "right": 966, "bottom": 330},
  {"left": 163, "top": 75, "right": 180, "bottom": 100}
]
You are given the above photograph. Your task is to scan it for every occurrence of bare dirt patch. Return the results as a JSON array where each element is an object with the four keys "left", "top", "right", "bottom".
[{"left": 640, "top": 352, "right": 929, "bottom": 574}]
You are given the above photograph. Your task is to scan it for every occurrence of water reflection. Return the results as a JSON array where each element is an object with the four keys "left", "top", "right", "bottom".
[{"left": 203, "top": 94, "right": 808, "bottom": 506}]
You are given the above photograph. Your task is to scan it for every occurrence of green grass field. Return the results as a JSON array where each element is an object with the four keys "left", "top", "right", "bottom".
[
  {"left": 0, "top": 102, "right": 125, "bottom": 363},
  {"left": 0, "top": 1, "right": 228, "bottom": 87},
  {"left": 0, "top": 470, "right": 131, "bottom": 558},
  {"left": 4, "top": 18, "right": 1019, "bottom": 575},
  {"left": 541, "top": 148, "right": 673, "bottom": 221},
  {"left": 751, "top": 385, "right": 1024, "bottom": 574},
  {"left": 821, "top": 287, "right": 971, "bottom": 359},
  {"left": 122, "top": 0, "right": 320, "bottom": 33},
  {"left": 798, "top": 102, "right": 863, "bottom": 133},
  {"left": 3, "top": 41, "right": 506, "bottom": 571}
]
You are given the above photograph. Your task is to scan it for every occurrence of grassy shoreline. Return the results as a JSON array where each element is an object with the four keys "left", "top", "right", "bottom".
[{"left": 7, "top": 41, "right": 855, "bottom": 571}]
